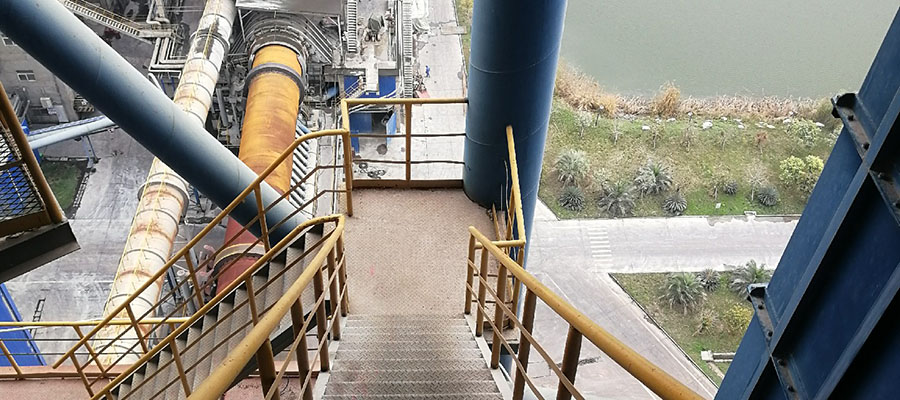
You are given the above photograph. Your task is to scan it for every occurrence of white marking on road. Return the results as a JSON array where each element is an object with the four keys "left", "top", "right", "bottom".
[{"left": 587, "top": 226, "right": 613, "bottom": 270}]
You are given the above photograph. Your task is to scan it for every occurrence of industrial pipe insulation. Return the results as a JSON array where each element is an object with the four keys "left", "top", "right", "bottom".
[
  {"left": 93, "top": 0, "right": 236, "bottom": 364},
  {"left": 216, "top": 44, "right": 305, "bottom": 289}
]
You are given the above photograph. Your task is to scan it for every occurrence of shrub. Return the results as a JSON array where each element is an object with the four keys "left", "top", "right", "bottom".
[
  {"left": 756, "top": 186, "right": 779, "bottom": 207},
  {"left": 807, "top": 98, "right": 842, "bottom": 133},
  {"left": 730, "top": 260, "right": 773, "bottom": 293},
  {"left": 558, "top": 186, "right": 585, "bottom": 211},
  {"left": 723, "top": 180, "right": 738, "bottom": 195},
  {"left": 779, "top": 155, "right": 824, "bottom": 195},
  {"left": 598, "top": 181, "right": 635, "bottom": 218},
  {"left": 555, "top": 149, "right": 589, "bottom": 185},
  {"left": 695, "top": 309, "right": 718, "bottom": 335},
  {"left": 662, "top": 272, "right": 704, "bottom": 314},
  {"left": 652, "top": 82, "right": 681, "bottom": 117},
  {"left": 697, "top": 269, "right": 720, "bottom": 292},
  {"left": 635, "top": 160, "right": 673, "bottom": 195},
  {"left": 663, "top": 189, "right": 688, "bottom": 215},
  {"left": 589, "top": 169, "right": 609, "bottom": 194},
  {"left": 555, "top": 62, "right": 617, "bottom": 116},
  {"left": 788, "top": 118, "right": 824, "bottom": 148},
  {"left": 722, "top": 304, "right": 753, "bottom": 333}
]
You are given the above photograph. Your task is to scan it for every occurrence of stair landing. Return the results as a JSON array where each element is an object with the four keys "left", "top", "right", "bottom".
[{"left": 343, "top": 189, "right": 493, "bottom": 316}]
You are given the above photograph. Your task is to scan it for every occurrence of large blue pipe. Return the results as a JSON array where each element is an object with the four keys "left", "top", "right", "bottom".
[
  {"left": 463, "top": 0, "right": 567, "bottom": 245},
  {"left": 0, "top": 0, "right": 301, "bottom": 241}
]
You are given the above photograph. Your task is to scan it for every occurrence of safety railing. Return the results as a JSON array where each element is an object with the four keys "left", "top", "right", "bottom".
[
  {"left": 0, "top": 81, "right": 65, "bottom": 236},
  {"left": 46, "top": 128, "right": 352, "bottom": 397},
  {"left": 0, "top": 318, "right": 187, "bottom": 379},
  {"left": 466, "top": 232, "right": 703, "bottom": 400},
  {"left": 340, "top": 97, "right": 467, "bottom": 187},
  {"left": 188, "top": 215, "right": 347, "bottom": 400}
]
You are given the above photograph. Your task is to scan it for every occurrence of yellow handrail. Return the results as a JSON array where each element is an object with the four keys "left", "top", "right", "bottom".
[
  {"left": 469, "top": 227, "right": 703, "bottom": 400},
  {"left": 188, "top": 215, "right": 345, "bottom": 400},
  {"left": 53, "top": 128, "right": 351, "bottom": 368},
  {"left": 0, "top": 318, "right": 189, "bottom": 329}
]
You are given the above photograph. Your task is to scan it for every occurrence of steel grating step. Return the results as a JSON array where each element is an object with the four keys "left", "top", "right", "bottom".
[
  {"left": 345, "top": 318, "right": 468, "bottom": 328},
  {"left": 334, "top": 348, "right": 484, "bottom": 361},
  {"left": 332, "top": 359, "right": 490, "bottom": 371},
  {"left": 340, "top": 333, "right": 477, "bottom": 342},
  {"left": 336, "top": 340, "right": 480, "bottom": 351},
  {"left": 328, "top": 368, "right": 494, "bottom": 383},
  {"left": 341, "top": 325, "right": 472, "bottom": 335},
  {"left": 323, "top": 395, "right": 502, "bottom": 400},
  {"left": 323, "top": 381, "right": 500, "bottom": 396}
]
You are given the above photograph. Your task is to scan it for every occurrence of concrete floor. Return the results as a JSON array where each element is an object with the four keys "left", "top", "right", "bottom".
[{"left": 342, "top": 188, "right": 493, "bottom": 316}]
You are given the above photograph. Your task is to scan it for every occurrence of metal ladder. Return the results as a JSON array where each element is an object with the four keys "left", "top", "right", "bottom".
[
  {"left": 400, "top": 0, "right": 415, "bottom": 97},
  {"left": 346, "top": 0, "right": 360, "bottom": 54},
  {"left": 59, "top": 0, "right": 176, "bottom": 42},
  {"left": 302, "top": 15, "right": 336, "bottom": 65}
]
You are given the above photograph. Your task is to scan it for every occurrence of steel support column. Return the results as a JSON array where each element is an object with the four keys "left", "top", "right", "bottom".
[{"left": 462, "top": 0, "right": 567, "bottom": 247}]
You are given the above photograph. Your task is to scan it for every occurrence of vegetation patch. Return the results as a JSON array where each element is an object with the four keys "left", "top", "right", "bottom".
[
  {"left": 612, "top": 264, "right": 772, "bottom": 384},
  {"left": 40, "top": 160, "right": 86, "bottom": 213}
]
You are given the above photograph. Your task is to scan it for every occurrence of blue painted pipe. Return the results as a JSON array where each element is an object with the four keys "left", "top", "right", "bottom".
[
  {"left": 463, "top": 0, "right": 568, "bottom": 247},
  {"left": 0, "top": 0, "right": 301, "bottom": 242}
]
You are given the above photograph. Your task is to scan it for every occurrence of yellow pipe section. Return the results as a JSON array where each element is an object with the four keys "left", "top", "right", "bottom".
[
  {"left": 239, "top": 44, "right": 303, "bottom": 193},
  {"left": 469, "top": 227, "right": 704, "bottom": 400}
]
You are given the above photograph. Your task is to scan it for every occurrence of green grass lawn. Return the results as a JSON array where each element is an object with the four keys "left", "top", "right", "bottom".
[
  {"left": 541, "top": 100, "right": 835, "bottom": 218},
  {"left": 40, "top": 160, "right": 84, "bottom": 212},
  {"left": 453, "top": 0, "right": 472, "bottom": 65},
  {"left": 612, "top": 273, "right": 753, "bottom": 385}
]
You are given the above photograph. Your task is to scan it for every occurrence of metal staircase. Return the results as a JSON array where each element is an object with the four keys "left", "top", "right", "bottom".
[
  {"left": 346, "top": 0, "right": 360, "bottom": 54},
  {"left": 111, "top": 244, "right": 311, "bottom": 399},
  {"left": 59, "top": 0, "right": 176, "bottom": 42},
  {"left": 322, "top": 314, "right": 502, "bottom": 399},
  {"left": 400, "top": 1, "right": 415, "bottom": 97}
]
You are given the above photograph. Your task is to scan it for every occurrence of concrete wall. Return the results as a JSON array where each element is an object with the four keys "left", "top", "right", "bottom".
[{"left": 0, "top": 33, "right": 78, "bottom": 124}]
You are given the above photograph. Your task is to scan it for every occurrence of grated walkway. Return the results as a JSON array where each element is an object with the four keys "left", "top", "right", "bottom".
[{"left": 343, "top": 188, "right": 492, "bottom": 316}]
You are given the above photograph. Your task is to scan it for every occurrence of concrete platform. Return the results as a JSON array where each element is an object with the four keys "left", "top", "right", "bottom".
[{"left": 342, "top": 188, "right": 491, "bottom": 316}]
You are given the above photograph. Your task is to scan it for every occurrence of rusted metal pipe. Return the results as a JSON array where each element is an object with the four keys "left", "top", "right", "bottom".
[
  {"left": 94, "top": 0, "right": 236, "bottom": 364},
  {"left": 216, "top": 44, "right": 303, "bottom": 289}
]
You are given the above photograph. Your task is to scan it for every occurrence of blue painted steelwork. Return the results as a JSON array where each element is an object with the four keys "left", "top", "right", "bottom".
[
  {"left": 463, "top": 0, "right": 567, "bottom": 245},
  {"left": 0, "top": 0, "right": 302, "bottom": 242},
  {"left": 344, "top": 75, "right": 398, "bottom": 151},
  {"left": 0, "top": 284, "right": 44, "bottom": 366},
  {"left": 719, "top": 9, "right": 900, "bottom": 399}
]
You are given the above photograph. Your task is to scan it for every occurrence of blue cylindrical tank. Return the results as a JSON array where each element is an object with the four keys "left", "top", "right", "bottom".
[{"left": 463, "top": 0, "right": 568, "bottom": 244}]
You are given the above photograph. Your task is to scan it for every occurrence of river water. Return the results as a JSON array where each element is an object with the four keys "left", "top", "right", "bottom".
[{"left": 561, "top": 1, "right": 898, "bottom": 98}]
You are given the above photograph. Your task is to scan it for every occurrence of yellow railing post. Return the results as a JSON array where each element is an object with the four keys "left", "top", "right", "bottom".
[
  {"left": 290, "top": 300, "right": 314, "bottom": 400},
  {"left": 475, "top": 249, "right": 489, "bottom": 337},
  {"left": 169, "top": 339, "right": 191, "bottom": 396},
  {"left": 182, "top": 253, "right": 205, "bottom": 309},
  {"left": 254, "top": 184, "right": 271, "bottom": 252},
  {"left": 69, "top": 353, "right": 95, "bottom": 396},
  {"left": 312, "top": 264, "right": 330, "bottom": 371},
  {"left": 465, "top": 234, "right": 476, "bottom": 315},
  {"left": 490, "top": 262, "right": 508, "bottom": 368},
  {"left": 73, "top": 325, "right": 108, "bottom": 379},
  {"left": 340, "top": 101, "right": 354, "bottom": 216},
  {"left": 405, "top": 103, "right": 412, "bottom": 181},
  {"left": 0, "top": 340, "right": 23, "bottom": 379},
  {"left": 557, "top": 326, "right": 584, "bottom": 400},
  {"left": 336, "top": 233, "right": 350, "bottom": 315},
  {"left": 326, "top": 247, "right": 342, "bottom": 340},
  {"left": 124, "top": 304, "right": 149, "bottom": 354},
  {"left": 245, "top": 276, "right": 280, "bottom": 400},
  {"left": 513, "top": 289, "right": 537, "bottom": 400}
]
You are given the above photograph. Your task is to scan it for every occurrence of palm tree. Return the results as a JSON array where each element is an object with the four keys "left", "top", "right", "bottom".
[
  {"left": 555, "top": 149, "right": 589, "bottom": 185},
  {"left": 635, "top": 160, "right": 673, "bottom": 195},
  {"left": 730, "top": 260, "right": 772, "bottom": 293},
  {"left": 662, "top": 273, "right": 705, "bottom": 314},
  {"left": 598, "top": 181, "right": 635, "bottom": 218}
]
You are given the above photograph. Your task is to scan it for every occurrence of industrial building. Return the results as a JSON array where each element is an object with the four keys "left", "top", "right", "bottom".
[{"left": 0, "top": 0, "right": 898, "bottom": 399}]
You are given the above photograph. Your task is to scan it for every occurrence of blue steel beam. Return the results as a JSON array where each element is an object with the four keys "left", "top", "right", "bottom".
[
  {"left": 463, "top": 0, "right": 568, "bottom": 247},
  {"left": 0, "top": 0, "right": 301, "bottom": 242},
  {"left": 719, "top": 8, "right": 900, "bottom": 399}
]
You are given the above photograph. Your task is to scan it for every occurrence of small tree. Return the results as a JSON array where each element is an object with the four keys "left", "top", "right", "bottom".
[
  {"left": 662, "top": 272, "right": 704, "bottom": 314},
  {"left": 746, "top": 164, "right": 767, "bottom": 202},
  {"left": 722, "top": 305, "right": 753, "bottom": 333},
  {"left": 598, "top": 181, "right": 635, "bottom": 218},
  {"left": 663, "top": 189, "right": 688, "bottom": 215},
  {"left": 730, "top": 260, "right": 773, "bottom": 293},
  {"left": 635, "top": 160, "right": 673, "bottom": 195},
  {"left": 788, "top": 118, "right": 824, "bottom": 148},
  {"left": 755, "top": 130, "right": 769, "bottom": 152},
  {"left": 576, "top": 111, "right": 593, "bottom": 139},
  {"left": 555, "top": 149, "right": 589, "bottom": 185},
  {"left": 558, "top": 186, "right": 585, "bottom": 211},
  {"left": 779, "top": 155, "right": 824, "bottom": 196}
]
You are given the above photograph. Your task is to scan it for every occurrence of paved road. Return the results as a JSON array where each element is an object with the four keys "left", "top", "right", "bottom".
[{"left": 523, "top": 201, "right": 796, "bottom": 398}]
